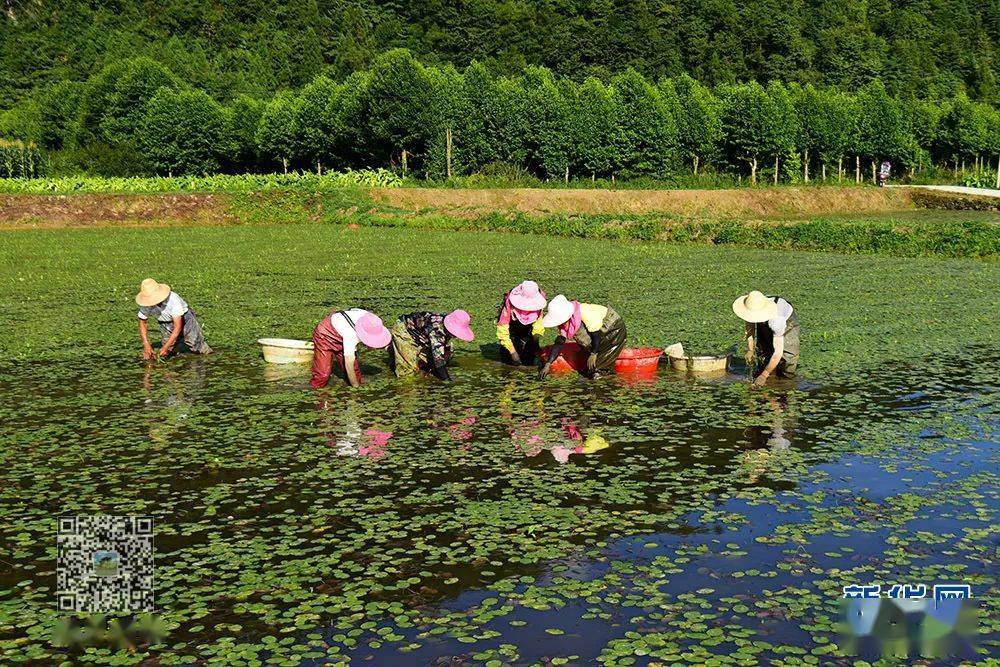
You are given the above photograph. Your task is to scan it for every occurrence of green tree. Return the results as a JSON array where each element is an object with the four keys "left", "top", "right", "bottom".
[
  {"left": 612, "top": 68, "right": 677, "bottom": 178},
  {"left": 765, "top": 81, "right": 799, "bottom": 183},
  {"left": 226, "top": 95, "right": 265, "bottom": 172},
  {"left": 663, "top": 74, "right": 722, "bottom": 174},
  {"left": 520, "top": 67, "right": 572, "bottom": 180},
  {"left": 37, "top": 80, "right": 86, "bottom": 150},
  {"left": 140, "top": 88, "right": 232, "bottom": 176},
  {"left": 574, "top": 77, "right": 623, "bottom": 179},
  {"left": 355, "top": 49, "right": 435, "bottom": 169},
  {"left": 294, "top": 75, "right": 340, "bottom": 172},
  {"left": 939, "top": 96, "right": 992, "bottom": 172},
  {"left": 74, "top": 58, "right": 181, "bottom": 147},
  {"left": 719, "top": 81, "right": 777, "bottom": 183},
  {"left": 855, "top": 80, "right": 908, "bottom": 180},
  {"left": 256, "top": 91, "right": 300, "bottom": 173}
]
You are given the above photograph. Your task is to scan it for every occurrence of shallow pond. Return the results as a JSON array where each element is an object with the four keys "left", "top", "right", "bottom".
[{"left": 0, "top": 342, "right": 995, "bottom": 665}]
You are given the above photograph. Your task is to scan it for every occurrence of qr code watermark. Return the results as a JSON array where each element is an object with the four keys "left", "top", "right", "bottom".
[{"left": 57, "top": 516, "right": 155, "bottom": 613}]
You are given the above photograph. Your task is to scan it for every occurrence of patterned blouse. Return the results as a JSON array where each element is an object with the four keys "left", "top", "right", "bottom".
[{"left": 400, "top": 311, "right": 452, "bottom": 368}]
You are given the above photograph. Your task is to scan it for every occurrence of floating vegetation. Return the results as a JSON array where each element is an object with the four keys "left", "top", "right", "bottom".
[{"left": 0, "top": 226, "right": 996, "bottom": 664}]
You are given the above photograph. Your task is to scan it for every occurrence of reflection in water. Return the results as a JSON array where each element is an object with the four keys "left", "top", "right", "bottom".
[
  {"left": 316, "top": 396, "right": 395, "bottom": 460},
  {"left": 499, "top": 380, "right": 614, "bottom": 463},
  {"left": 142, "top": 357, "right": 207, "bottom": 445},
  {"left": 740, "top": 393, "right": 794, "bottom": 482}
]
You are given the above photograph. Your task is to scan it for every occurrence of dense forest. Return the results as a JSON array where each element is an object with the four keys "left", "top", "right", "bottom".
[
  {"left": 3, "top": 0, "right": 999, "bottom": 104},
  {"left": 1, "top": 1, "right": 999, "bottom": 181}
]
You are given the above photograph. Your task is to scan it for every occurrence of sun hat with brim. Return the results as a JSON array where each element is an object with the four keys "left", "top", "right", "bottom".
[
  {"left": 732, "top": 290, "right": 779, "bottom": 323},
  {"left": 509, "top": 280, "right": 547, "bottom": 312},
  {"left": 444, "top": 309, "right": 475, "bottom": 341},
  {"left": 356, "top": 313, "right": 392, "bottom": 348},
  {"left": 136, "top": 278, "right": 171, "bottom": 307},
  {"left": 541, "top": 294, "right": 575, "bottom": 328}
]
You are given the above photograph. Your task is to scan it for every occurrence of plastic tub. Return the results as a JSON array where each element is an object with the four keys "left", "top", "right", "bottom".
[
  {"left": 542, "top": 344, "right": 662, "bottom": 376},
  {"left": 614, "top": 347, "right": 663, "bottom": 375},
  {"left": 258, "top": 338, "right": 314, "bottom": 364},
  {"left": 540, "top": 343, "right": 588, "bottom": 373},
  {"left": 668, "top": 353, "right": 730, "bottom": 374}
]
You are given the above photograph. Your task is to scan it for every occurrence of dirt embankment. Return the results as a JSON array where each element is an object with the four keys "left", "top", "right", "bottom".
[
  {"left": 0, "top": 186, "right": 924, "bottom": 230},
  {"left": 372, "top": 186, "right": 917, "bottom": 218},
  {"left": 0, "top": 193, "right": 229, "bottom": 229}
]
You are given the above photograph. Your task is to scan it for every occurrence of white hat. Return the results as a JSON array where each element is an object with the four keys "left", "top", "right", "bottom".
[
  {"left": 542, "top": 294, "right": 575, "bottom": 328},
  {"left": 732, "top": 290, "right": 778, "bottom": 323}
]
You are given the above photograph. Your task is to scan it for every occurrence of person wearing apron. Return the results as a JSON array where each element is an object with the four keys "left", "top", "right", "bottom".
[
  {"left": 732, "top": 290, "right": 800, "bottom": 388},
  {"left": 496, "top": 280, "right": 547, "bottom": 366},
  {"left": 389, "top": 310, "right": 475, "bottom": 380},
  {"left": 136, "top": 279, "right": 213, "bottom": 360},
  {"left": 310, "top": 308, "right": 392, "bottom": 388},
  {"left": 538, "top": 294, "right": 627, "bottom": 379}
]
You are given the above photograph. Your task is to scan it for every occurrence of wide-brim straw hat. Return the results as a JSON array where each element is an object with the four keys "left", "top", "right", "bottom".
[
  {"left": 732, "top": 290, "right": 778, "bottom": 323},
  {"left": 509, "top": 280, "right": 547, "bottom": 312},
  {"left": 542, "top": 294, "right": 574, "bottom": 328},
  {"left": 136, "top": 278, "right": 171, "bottom": 307},
  {"left": 444, "top": 309, "right": 475, "bottom": 341},
  {"left": 356, "top": 314, "right": 392, "bottom": 348}
]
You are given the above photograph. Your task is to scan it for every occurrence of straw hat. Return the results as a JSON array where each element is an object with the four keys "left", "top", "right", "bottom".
[
  {"left": 732, "top": 290, "right": 778, "bottom": 323},
  {"left": 443, "top": 309, "right": 475, "bottom": 341},
  {"left": 542, "top": 294, "right": 574, "bottom": 328},
  {"left": 356, "top": 314, "right": 392, "bottom": 349},
  {"left": 509, "top": 280, "right": 547, "bottom": 312},
  {"left": 135, "top": 278, "right": 171, "bottom": 307}
]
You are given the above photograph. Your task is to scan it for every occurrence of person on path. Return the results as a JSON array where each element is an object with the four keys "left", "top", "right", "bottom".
[
  {"left": 496, "top": 280, "right": 547, "bottom": 366},
  {"left": 732, "top": 290, "right": 800, "bottom": 389},
  {"left": 136, "top": 279, "right": 213, "bottom": 360},
  {"left": 390, "top": 310, "right": 475, "bottom": 380},
  {"left": 878, "top": 160, "right": 891, "bottom": 187},
  {"left": 310, "top": 308, "right": 392, "bottom": 388},
  {"left": 538, "top": 295, "right": 627, "bottom": 379}
]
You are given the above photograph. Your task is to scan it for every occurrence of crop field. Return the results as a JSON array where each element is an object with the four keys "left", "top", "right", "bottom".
[{"left": 0, "top": 224, "right": 997, "bottom": 664}]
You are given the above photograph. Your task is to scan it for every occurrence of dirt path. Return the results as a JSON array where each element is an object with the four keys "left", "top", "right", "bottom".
[
  {"left": 889, "top": 184, "right": 1000, "bottom": 198},
  {"left": 372, "top": 186, "right": 915, "bottom": 218}
]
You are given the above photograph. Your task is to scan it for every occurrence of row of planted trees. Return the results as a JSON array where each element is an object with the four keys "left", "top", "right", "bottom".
[{"left": 6, "top": 50, "right": 1000, "bottom": 183}]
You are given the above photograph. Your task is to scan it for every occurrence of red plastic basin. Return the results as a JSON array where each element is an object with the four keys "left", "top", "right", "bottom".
[
  {"left": 540, "top": 343, "right": 588, "bottom": 373},
  {"left": 614, "top": 347, "right": 663, "bottom": 375},
  {"left": 541, "top": 345, "right": 662, "bottom": 376}
]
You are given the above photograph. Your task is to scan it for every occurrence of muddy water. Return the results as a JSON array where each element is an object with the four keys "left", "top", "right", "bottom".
[{"left": 0, "top": 347, "right": 995, "bottom": 664}]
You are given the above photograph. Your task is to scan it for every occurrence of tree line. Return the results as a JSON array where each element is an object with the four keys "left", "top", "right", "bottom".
[{"left": 2, "top": 51, "right": 999, "bottom": 183}]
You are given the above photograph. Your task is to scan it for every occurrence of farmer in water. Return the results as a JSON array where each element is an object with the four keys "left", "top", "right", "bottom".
[
  {"left": 538, "top": 295, "right": 627, "bottom": 379},
  {"left": 496, "top": 280, "right": 547, "bottom": 366},
  {"left": 389, "top": 310, "right": 475, "bottom": 380},
  {"left": 136, "top": 279, "right": 213, "bottom": 360},
  {"left": 310, "top": 308, "right": 392, "bottom": 388},
  {"left": 732, "top": 290, "right": 800, "bottom": 388}
]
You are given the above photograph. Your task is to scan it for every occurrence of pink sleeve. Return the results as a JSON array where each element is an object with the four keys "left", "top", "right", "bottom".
[{"left": 496, "top": 294, "right": 512, "bottom": 326}]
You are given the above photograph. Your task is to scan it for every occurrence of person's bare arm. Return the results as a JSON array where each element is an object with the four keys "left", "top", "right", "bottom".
[
  {"left": 139, "top": 318, "right": 155, "bottom": 361},
  {"left": 344, "top": 351, "right": 362, "bottom": 387},
  {"left": 159, "top": 315, "right": 183, "bottom": 357},
  {"left": 538, "top": 336, "right": 566, "bottom": 379},
  {"left": 745, "top": 322, "right": 755, "bottom": 364},
  {"left": 752, "top": 336, "right": 784, "bottom": 388}
]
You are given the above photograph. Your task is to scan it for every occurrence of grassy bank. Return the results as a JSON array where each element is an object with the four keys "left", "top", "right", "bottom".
[
  {"left": 2, "top": 187, "right": 997, "bottom": 258},
  {"left": 1, "top": 225, "right": 996, "bottom": 375}
]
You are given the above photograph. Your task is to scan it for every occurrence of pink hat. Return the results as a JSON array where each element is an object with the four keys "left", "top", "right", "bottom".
[
  {"left": 356, "top": 314, "right": 392, "bottom": 348},
  {"left": 443, "top": 309, "right": 475, "bottom": 342},
  {"left": 509, "top": 280, "right": 547, "bottom": 312}
]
